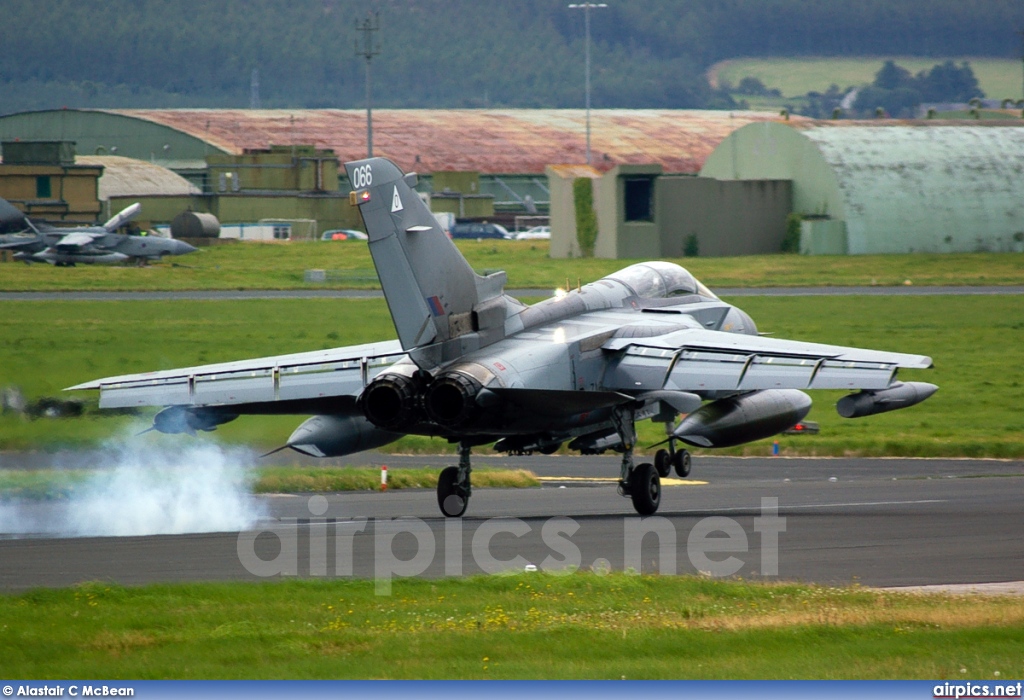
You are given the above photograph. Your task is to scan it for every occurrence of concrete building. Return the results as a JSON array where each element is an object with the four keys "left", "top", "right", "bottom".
[
  {"left": 548, "top": 164, "right": 791, "bottom": 259},
  {"left": 0, "top": 141, "right": 103, "bottom": 224}
]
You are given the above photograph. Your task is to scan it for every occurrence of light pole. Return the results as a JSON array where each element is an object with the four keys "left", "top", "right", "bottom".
[
  {"left": 355, "top": 13, "right": 380, "bottom": 158},
  {"left": 568, "top": 3, "right": 606, "bottom": 165}
]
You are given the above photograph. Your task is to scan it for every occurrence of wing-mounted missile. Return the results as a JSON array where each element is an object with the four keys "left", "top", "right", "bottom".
[
  {"left": 836, "top": 381, "right": 938, "bottom": 418},
  {"left": 493, "top": 434, "right": 564, "bottom": 456},
  {"left": 284, "top": 414, "right": 402, "bottom": 458},
  {"left": 673, "top": 389, "right": 812, "bottom": 448},
  {"left": 567, "top": 429, "right": 623, "bottom": 455},
  {"left": 150, "top": 405, "right": 239, "bottom": 436}
]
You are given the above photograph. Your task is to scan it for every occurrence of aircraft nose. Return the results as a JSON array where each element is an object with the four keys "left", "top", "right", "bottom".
[{"left": 175, "top": 240, "right": 198, "bottom": 255}]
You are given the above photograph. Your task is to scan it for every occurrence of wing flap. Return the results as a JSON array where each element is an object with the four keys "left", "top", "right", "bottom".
[
  {"left": 602, "top": 328, "right": 926, "bottom": 393},
  {"left": 68, "top": 340, "right": 405, "bottom": 410}
]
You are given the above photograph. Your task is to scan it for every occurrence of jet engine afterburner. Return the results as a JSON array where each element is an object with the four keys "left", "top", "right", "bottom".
[
  {"left": 423, "top": 372, "right": 486, "bottom": 428},
  {"left": 361, "top": 373, "right": 423, "bottom": 430}
]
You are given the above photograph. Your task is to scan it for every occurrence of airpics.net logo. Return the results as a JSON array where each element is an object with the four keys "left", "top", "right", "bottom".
[{"left": 236, "top": 496, "right": 786, "bottom": 595}]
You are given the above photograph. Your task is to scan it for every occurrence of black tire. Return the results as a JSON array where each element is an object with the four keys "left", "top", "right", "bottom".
[
  {"left": 654, "top": 449, "right": 671, "bottom": 478},
  {"left": 629, "top": 462, "right": 661, "bottom": 515},
  {"left": 437, "top": 465, "right": 468, "bottom": 518},
  {"left": 673, "top": 449, "right": 692, "bottom": 478}
]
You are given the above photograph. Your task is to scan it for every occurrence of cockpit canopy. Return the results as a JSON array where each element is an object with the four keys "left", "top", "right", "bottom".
[{"left": 606, "top": 262, "right": 717, "bottom": 300}]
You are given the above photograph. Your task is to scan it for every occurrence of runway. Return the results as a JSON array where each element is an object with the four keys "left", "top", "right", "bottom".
[{"left": 1, "top": 455, "right": 1022, "bottom": 592}]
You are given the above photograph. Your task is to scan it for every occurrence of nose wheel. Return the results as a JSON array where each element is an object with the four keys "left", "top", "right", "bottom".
[{"left": 655, "top": 425, "right": 692, "bottom": 479}]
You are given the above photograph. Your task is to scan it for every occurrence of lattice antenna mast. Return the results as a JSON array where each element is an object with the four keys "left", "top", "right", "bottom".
[{"left": 355, "top": 12, "right": 381, "bottom": 158}]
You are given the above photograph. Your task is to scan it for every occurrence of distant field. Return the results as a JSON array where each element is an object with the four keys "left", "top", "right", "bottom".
[
  {"left": 709, "top": 57, "right": 1023, "bottom": 100},
  {"left": 3, "top": 242, "right": 1024, "bottom": 291}
]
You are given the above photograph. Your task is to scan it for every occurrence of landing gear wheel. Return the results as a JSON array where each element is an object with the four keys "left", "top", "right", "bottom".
[
  {"left": 654, "top": 449, "right": 671, "bottom": 478},
  {"left": 629, "top": 462, "right": 661, "bottom": 515},
  {"left": 672, "top": 449, "right": 691, "bottom": 478},
  {"left": 437, "top": 465, "right": 468, "bottom": 518}
]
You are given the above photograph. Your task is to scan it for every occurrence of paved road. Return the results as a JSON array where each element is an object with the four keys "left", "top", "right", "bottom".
[
  {"left": 2, "top": 455, "right": 1021, "bottom": 591},
  {"left": 3, "top": 286, "right": 1024, "bottom": 302}
]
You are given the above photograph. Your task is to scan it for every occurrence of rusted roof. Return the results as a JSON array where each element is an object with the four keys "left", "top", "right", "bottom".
[
  {"left": 547, "top": 164, "right": 603, "bottom": 180},
  {"left": 76, "top": 155, "right": 201, "bottom": 199},
  {"left": 108, "top": 109, "right": 800, "bottom": 175}
]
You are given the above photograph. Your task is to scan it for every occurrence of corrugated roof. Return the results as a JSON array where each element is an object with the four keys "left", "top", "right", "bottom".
[
  {"left": 702, "top": 119, "right": 1024, "bottom": 254},
  {"left": 76, "top": 155, "right": 201, "bottom": 199},
  {"left": 107, "top": 109, "right": 799, "bottom": 175}
]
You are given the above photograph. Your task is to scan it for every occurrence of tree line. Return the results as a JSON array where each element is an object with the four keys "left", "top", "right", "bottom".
[{"left": 1, "top": 0, "right": 1021, "bottom": 115}]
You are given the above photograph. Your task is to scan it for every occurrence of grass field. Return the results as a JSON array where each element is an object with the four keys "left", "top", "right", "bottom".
[
  {"left": 3, "top": 243, "right": 1024, "bottom": 291},
  {"left": 0, "top": 465, "right": 538, "bottom": 500},
  {"left": 1, "top": 293, "right": 1022, "bottom": 458},
  {"left": 708, "top": 57, "right": 1023, "bottom": 101},
  {"left": 3, "top": 573, "right": 1022, "bottom": 679}
]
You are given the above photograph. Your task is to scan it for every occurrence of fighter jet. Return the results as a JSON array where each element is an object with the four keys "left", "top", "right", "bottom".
[
  {"left": 0, "top": 197, "right": 196, "bottom": 265},
  {"left": 69, "top": 157, "right": 936, "bottom": 517}
]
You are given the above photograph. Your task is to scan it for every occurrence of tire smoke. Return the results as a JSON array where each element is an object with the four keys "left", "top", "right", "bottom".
[{"left": 0, "top": 431, "right": 268, "bottom": 538}]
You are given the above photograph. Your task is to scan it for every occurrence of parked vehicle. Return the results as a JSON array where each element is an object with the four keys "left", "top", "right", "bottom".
[
  {"left": 514, "top": 225, "right": 551, "bottom": 240},
  {"left": 449, "top": 222, "right": 510, "bottom": 240},
  {"left": 321, "top": 229, "right": 368, "bottom": 241}
]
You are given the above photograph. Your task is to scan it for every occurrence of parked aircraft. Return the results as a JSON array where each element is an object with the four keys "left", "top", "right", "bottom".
[
  {"left": 69, "top": 158, "right": 936, "bottom": 517},
  {"left": 0, "top": 198, "right": 196, "bottom": 265}
]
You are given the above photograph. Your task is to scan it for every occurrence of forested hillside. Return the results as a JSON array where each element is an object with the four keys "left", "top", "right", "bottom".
[{"left": 1, "top": 0, "right": 1021, "bottom": 114}]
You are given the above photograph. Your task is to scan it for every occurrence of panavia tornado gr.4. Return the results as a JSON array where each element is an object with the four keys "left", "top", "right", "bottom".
[
  {"left": 69, "top": 157, "right": 936, "bottom": 517},
  {"left": 0, "top": 197, "right": 196, "bottom": 265}
]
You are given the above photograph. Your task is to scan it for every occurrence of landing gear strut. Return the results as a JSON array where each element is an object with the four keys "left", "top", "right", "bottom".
[
  {"left": 437, "top": 441, "right": 472, "bottom": 517},
  {"left": 612, "top": 406, "right": 661, "bottom": 515}
]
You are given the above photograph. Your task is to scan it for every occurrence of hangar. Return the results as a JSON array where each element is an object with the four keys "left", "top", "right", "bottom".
[
  {"left": 700, "top": 120, "right": 1024, "bottom": 255},
  {"left": 0, "top": 108, "right": 789, "bottom": 213}
]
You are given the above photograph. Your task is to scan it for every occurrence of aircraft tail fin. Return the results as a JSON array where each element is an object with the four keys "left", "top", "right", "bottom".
[
  {"left": 0, "top": 196, "right": 29, "bottom": 234},
  {"left": 345, "top": 158, "right": 507, "bottom": 352},
  {"left": 103, "top": 202, "right": 142, "bottom": 232}
]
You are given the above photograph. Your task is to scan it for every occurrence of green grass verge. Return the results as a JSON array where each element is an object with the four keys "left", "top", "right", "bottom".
[
  {"left": 3, "top": 573, "right": 1022, "bottom": 679},
  {"left": 2, "top": 293, "right": 1023, "bottom": 457},
  {"left": 0, "top": 466, "right": 538, "bottom": 500},
  {"left": 708, "top": 56, "right": 1022, "bottom": 101},
  {"left": 255, "top": 466, "right": 537, "bottom": 493},
  {"left": 3, "top": 244, "right": 1024, "bottom": 291}
]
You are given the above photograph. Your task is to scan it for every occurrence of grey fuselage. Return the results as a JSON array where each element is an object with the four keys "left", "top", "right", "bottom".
[{"left": 363, "top": 261, "right": 757, "bottom": 446}]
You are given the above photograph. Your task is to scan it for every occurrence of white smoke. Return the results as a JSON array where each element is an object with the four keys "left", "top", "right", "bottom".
[{"left": 0, "top": 430, "right": 268, "bottom": 538}]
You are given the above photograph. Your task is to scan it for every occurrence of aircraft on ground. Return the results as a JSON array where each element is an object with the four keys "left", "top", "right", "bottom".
[
  {"left": 0, "top": 197, "right": 196, "bottom": 265},
  {"left": 69, "top": 157, "right": 936, "bottom": 517}
]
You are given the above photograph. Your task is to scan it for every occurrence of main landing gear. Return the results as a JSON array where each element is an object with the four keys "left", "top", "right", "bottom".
[
  {"left": 612, "top": 406, "right": 663, "bottom": 516},
  {"left": 432, "top": 412, "right": 692, "bottom": 518},
  {"left": 437, "top": 441, "right": 472, "bottom": 517}
]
